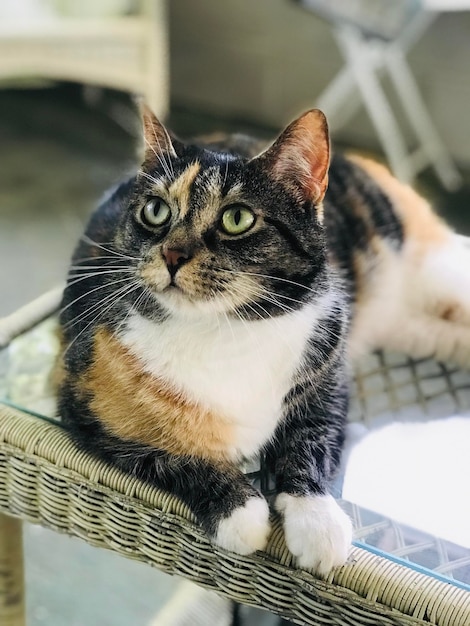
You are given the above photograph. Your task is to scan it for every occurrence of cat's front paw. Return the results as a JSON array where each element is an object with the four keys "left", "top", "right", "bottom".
[
  {"left": 214, "top": 497, "right": 271, "bottom": 555},
  {"left": 276, "top": 493, "right": 352, "bottom": 575}
]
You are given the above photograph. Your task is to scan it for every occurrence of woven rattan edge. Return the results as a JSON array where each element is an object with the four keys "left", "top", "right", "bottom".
[
  {"left": 0, "top": 286, "right": 63, "bottom": 349},
  {"left": 1, "top": 404, "right": 469, "bottom": 626}
]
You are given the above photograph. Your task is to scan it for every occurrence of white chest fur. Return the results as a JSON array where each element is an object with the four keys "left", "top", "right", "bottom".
[{"left": 120, "top": 302, "right": 324, "bottom": 459}]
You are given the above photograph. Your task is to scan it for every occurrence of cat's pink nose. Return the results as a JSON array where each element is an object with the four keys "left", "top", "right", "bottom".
[{"left": 162, "top": 245, "right": 191, "bottom": 276}]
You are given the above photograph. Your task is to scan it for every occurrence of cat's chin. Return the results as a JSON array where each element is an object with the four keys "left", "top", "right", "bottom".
[{"left": 155, "top": 285, "right": 233, "bottom": 318}]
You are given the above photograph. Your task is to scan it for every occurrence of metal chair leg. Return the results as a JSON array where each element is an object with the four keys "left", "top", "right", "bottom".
[
  {"left": 385, "top": 46, "right": 462, "bottom": 191},
  {"left": 315, "top": 64, "right": 362, "bottom": 130},
  {"left": 0, "top": 513, "right": 25, "bottom": 626},
  {"left": 313, "top": 11, "right": 461, "bottom": 190},
  {"left": 335, "top": 26, "right": 412, "bottom": 183}
]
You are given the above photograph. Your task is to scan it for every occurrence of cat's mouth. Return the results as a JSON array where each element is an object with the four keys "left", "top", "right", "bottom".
[
  {"left": 154, "top": 277, "right": 234, "bottom": 316},
  {"left": 168, "top": 276, "right": 181, "bottom": 289},
  {"left": 164, "top": 271, "right": 190, "bottom": 293},
  {"left": 141, "top": 265, "right": 257, "bottom": 316},
  {"left": 156, "top": 282, "right": 221, "bottom": 317},
  {"left": 164, "top": 283, "right": 184, "bottom": 294},
  {"left": 160, "top": 280, "right": 195, "bottom": 303}
]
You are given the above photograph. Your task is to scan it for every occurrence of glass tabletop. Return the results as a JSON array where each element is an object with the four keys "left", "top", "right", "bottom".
[{"left": 1, "top": 319, "right": 469, "bottom": 590}]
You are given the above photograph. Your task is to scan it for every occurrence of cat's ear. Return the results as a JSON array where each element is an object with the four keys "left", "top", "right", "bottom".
[
  {"left": 140, "top": 103, "right": 183, "bottom": 164},
  {"left": 256, "top": 109, "right": 330, "bottom": 204}
]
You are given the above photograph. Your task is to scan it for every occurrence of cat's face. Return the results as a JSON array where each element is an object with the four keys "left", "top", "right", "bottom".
[{"left": 118, "top": 107, "right": 331, "bottom": 320}]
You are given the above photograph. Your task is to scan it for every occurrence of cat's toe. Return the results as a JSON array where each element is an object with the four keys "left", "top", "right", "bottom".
[
  {"left": 214, "top": 497, "right": 271, "bottom": 555},
  {"left": 276, "top": 493, "right": 352, "bottom": 576}
]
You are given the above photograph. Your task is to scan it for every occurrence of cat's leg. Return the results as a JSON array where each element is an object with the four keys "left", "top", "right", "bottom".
[
  {"left": 269, "top": 371, "right": 352, "bottom": 575},
  {"left": 125, "top": 448, "right": 271, "bottom": 554},
  {"left": 124, "top": 448, "right": 271, "bottom": 555},
  {"left": 66, "top": 418, "right": 271, "bottom": 555},
  {"left": 275, "top": 493, "right": 351, "bottom": 575}
]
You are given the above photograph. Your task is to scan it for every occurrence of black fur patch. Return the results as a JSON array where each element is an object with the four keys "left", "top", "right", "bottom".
[{"left": 324, "top": 153, "right": 404, "bottom": 299}]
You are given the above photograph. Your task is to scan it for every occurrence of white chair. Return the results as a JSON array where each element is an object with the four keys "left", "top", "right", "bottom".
[
  {"left": 296, "top": 0, "right": 464, "bottom": 190},
  {"left": 0, "top": 0, "right": 169, "bottom": 119}
]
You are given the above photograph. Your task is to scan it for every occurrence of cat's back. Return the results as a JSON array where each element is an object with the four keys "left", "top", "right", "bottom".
[
  {"left": 323, "top": 154, "right": 404, "bottom": 288},
  {"left": 323, "top": 152, "right": 451, "bottom": 293}
]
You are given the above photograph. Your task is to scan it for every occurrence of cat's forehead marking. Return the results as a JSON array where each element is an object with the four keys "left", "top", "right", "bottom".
[
  {"left": 168, "top": 161, "right": 201, "bottom": 219},
  {"left": 194, "top": 165, "right": 225, "bottom": 208},
  {"left": 172, "top": 160, "right": 245, "bottom": 227}
]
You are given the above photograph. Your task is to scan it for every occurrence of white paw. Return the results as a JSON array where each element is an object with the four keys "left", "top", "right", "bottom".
[
  {"left": 276, "top": 493, "right": 352, "bottom": 575},
  {"left": 214, "top": 497, "right": 271, "bottom": 555}
]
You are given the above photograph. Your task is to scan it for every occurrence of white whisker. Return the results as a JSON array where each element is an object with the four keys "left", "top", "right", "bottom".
[
  {"left": 80, "top": 235, "right": 140, "bottom": 261},
  {"left": 63, "top": 280, "right": 139, "bottom": 330},
  {"left": 114, "top": 283, "right": 154, "bottom": 336},
  {"left": 219, "top": 268, "right": 321, "bottom": 296},
  {"left": 140, "top": 170, "right": 165, "bottom": 187},
  {"left": 63, "top": 281, "right": 141, "bottom": 355},
  {"left": 70, "top": 255, "right": 136, "bottom": 265},
  {"left": 222, "top": 155, "right": 230, "bottom": 189},
  {"left": 144, "top": 135, "right": 174, "bottom": 181},
  {"left": 69, "top": 263, "right": 134, "bottom": 270},
  {"left": 66, "top": 269, "right": 136, "bottom": 289},
  {"left": 60, "top": 276, "right": 132, "bottom": 317}
]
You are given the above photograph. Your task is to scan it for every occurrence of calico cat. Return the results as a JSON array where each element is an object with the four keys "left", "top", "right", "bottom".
[{"left": 57, "top": 106, "right": 470, "bottom": 576}]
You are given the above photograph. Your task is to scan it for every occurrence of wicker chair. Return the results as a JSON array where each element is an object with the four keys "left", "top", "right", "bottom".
[{"left": 0, "top": 290, "right": 469, "bottom": 626}]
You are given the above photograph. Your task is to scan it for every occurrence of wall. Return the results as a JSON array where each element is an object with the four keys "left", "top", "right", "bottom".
[{"left": 169, "top": 0, "right": 470, "bottom": 167}]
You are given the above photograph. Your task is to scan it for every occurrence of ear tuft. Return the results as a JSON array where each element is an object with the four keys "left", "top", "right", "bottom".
[
  {"left": 257, "top": 109, "right": 330, "bottom": 204},
  {"left": 140, "top": 102, "right": 177, "bottom": 164}
]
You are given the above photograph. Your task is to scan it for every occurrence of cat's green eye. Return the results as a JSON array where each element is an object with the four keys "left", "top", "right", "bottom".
[
  {"left": 141, "top": 197, "right": 171, "bottom": 227},
  {"left": 221, "top": 206, "right": 255, "bottom": 235}
]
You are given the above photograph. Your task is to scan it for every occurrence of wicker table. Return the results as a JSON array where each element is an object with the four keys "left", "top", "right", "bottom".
[{"left": 0, "top": 292, "right": 469, "bottom": 626}]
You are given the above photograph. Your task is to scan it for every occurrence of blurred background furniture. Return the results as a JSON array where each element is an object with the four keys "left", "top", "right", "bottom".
[
  {"left": 0, "top": 0, "right": 169, "bottom": 119},
  {"left": 296, "top": 0, "right": 463, "bottom": 190},
  {"left": 168, "top": 1, "right": 470, "bottom": 177}
]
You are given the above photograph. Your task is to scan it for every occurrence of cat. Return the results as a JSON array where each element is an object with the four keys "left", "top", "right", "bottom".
[{"left": 56, "top": 105, "right": 470, "bottom": 576}]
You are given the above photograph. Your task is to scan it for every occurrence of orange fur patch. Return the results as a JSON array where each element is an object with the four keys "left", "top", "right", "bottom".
[
  {"left": 169, "top": 161, "right": 201, "bottom": 219},
  {"left": 348, "top": 154, "right": 451, "bottom": 254},
  {"left": 52, "top": 335, "right": 66, "bottom": 393},
  {"left": 81, "top": 327, "right": 235, "bottom": 462}
]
